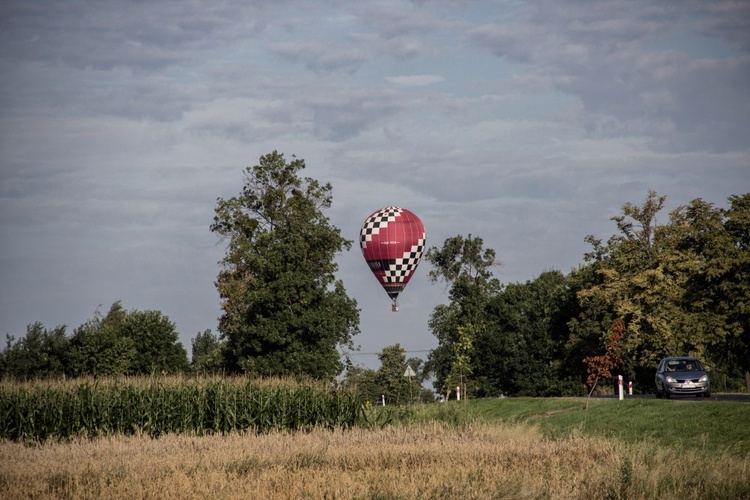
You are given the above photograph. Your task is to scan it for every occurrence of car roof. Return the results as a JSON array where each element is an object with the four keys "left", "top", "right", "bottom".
[{"left": 661, "top": 356, "right": 699, "bottom": 361}]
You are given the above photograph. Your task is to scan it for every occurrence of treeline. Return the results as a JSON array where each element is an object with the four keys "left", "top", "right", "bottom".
[
  {"left": 2, "top": 173, "right": 748, "bottom": 398},
  {"left": 426, "top": 191, "right": 750, "bottom": 396},
  {"left": 0, "top": 301, "right": 191, "bottom": 379}
]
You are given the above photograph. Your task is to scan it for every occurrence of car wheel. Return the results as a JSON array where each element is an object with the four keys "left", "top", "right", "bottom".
[{"left": 663, "top": 389, "right": 671, "bottom": 399}]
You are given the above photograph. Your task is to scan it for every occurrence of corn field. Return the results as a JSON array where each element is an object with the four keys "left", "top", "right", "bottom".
[{"left": 0, "top": 377, "right": 361, "bottom": 441}]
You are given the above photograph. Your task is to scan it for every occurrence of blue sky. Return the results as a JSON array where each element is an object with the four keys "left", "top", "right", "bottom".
[{"left": 1, "top": 0, "right": 748, "bottom": 369}]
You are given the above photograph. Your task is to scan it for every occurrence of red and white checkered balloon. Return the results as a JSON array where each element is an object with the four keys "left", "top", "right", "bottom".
[{"left": 360, "top": 206, "right": 426, "bottom": 311}]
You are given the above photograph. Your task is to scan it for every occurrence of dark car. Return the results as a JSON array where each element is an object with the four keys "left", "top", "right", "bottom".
[{"left": 655, "top": 356, "right": 711, "bottom": 398}]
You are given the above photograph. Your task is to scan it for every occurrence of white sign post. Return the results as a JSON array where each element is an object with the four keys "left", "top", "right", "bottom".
[{"left": 618, "top": 375, "right": 624, "bottom": 400}]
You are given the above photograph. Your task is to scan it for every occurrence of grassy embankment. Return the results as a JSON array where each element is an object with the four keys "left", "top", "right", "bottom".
[
  {"left": 462, "top": 396, "right": 750, "bottom": 456},
  {"left": 1, "top": 378, "right": 748, "bottom": 498}
]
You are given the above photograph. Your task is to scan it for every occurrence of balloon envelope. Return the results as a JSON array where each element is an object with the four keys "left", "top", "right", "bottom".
[{"left": 359, "top": 206, "right": 426, "bottom": 310}]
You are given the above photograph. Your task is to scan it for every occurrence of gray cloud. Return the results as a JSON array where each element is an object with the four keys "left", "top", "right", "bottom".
[
  {"left": 466, "top": 0, "right": 750, "bottom": 153},
  {"left": 268, "top": 41, "right": 370, "bottom": 73},
  {"left": 0, "top": 0, "right": 277, "bottom": 70}
]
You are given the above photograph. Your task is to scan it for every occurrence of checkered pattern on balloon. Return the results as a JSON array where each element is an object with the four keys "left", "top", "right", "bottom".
[{"left": 360, "top": 206, "right": 426, "bottom": 311}]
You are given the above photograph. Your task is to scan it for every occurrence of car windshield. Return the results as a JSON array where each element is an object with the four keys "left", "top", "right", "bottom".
[{"left": 665, "top": 360, "right": 703, "bottom": 372}]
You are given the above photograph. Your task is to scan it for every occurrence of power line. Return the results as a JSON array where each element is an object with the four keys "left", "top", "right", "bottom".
[{"left": 340, "top": 349, "right": 432, "bottom": 356}]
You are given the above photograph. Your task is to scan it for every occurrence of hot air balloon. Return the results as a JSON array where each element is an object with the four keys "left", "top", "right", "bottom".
[{"left": 360, "top": 206, "right": 426, "bottom": 311}]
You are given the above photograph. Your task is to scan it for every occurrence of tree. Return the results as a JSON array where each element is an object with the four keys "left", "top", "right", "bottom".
[
  {"left": 425, "top": 234, "right": 500, "bottom": 392},
  {"left": 68, "top": 302, "right": 188, "bottom": 377},
  {"left": 574, "top": 191, "right": 750, "bottom": 391},
  {"left": 444, "top": 323, "right": 476, "bottom": 400},
  {"left": 191, "top": 329, "right": 224, "bottom": 374},
  {"left": 574, "top": 192, "right": 685, "bottom": 387},
  {"left": 68, "top": 302, "right": 136, "bottom": 377},
  {"left": 120, "top": 309, "right": 188, "bottom": 375},
  {"left": 673, "top": 194, "right": 750, "bottom": 392},
  {"left": 477, "top": 271, "right": 578, "bottom": 397},
  {"left": 340, "top": 364, "right": 380, "bottom": 404},
  {"left": 722, "top": 194, "right": 750, "bottom": 391},
  {"left": 210, "top": 151, "right": 359, "bottom": 378},
  {"left": 374, "top": 344, "right": 419, "bottom": 405},
  {"left": 0, "top": 323, "right": 69, "bottom": 379},
  {"left": 583, "top": 318, "right": 624, "bottom": 395}
]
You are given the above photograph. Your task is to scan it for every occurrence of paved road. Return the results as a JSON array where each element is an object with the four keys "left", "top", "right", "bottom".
[{"left": 603, "top": 393, "right": 750, "bottom": 402}]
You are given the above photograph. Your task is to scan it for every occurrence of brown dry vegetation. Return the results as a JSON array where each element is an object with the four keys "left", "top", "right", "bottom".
[{"left": 2, "top": 422, "right": 748, "bottom": 499}]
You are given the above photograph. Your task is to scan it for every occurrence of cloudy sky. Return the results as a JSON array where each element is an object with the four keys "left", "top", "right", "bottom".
[{"left": 1, "top": 0, "right": 748, "bottom": 369}]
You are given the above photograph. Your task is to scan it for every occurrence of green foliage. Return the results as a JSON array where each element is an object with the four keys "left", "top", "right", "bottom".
[
  {"left": 68, "top": 302, "right": 137, "bottom": 377},
  {"left": 191, "top": 329, "right": 224, "bottom": 374},
  {"left": 575, "top": 191, "right": 750, "bottom": 391},
  {"left": 1, "top": 302, "right": 188, "bottom": 380},
  {"left": 211, "top": 151, "right": 359, "bottom": 378},
  {"left": 425, "top": 234, "right": 499, "bottom": 393},
  {"left": 0, "top": 377, "right": 361, "bottom": 442},
  {"left": 476, "top": 271, "right": 579, "bottom": 397},
  {"left": 374, "top": 344, "right": 420, "bottom": 405},
  {"left": 340, "top": 364, "right": 379, "bottom": 403},
  {"left": 343, "top": 344, "right": 426, "bottom": 406},
  {"left": 67, "top": 302, "right": 188, "bottom": 377},
  {"left": 424, "top": 191, "right": 748, "bottom": 396},
  {"left": 444, "top": 323, "right": 476, "bottom": 399},
  {"left": 704, "top": 194, "right": 750, "bottom": 390},
  {"left": 119, "top": 309, "right": 188, "bottom": 375},
  {"left": 0, "top": 323, "right": 69, "bottom": 379}
]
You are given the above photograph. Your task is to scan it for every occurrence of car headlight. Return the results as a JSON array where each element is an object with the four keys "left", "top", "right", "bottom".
[
  {"left": 699, "top": 375, "right": 708, "bottom": 382},
  {"left": 666, "top": 376, "right": 676, "bottom": 383}
]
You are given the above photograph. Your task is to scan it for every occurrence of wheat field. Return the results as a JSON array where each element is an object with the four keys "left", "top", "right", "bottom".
[{"left": 2, "top": 422, "right": 748, "bottom": 499}]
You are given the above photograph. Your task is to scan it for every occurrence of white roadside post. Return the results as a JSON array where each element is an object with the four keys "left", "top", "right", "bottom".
[
  {"left": 628, "top": 380, "right": 633, "bottom": 396},
  {"left": 381, "top": 394, "right": 385, "bottom": 406},
  {"left": 456, "top": 386, "right": 461, "bottom": 401},
  {"left": 618, "top": 375, "right": 624, "bottom": 400}
]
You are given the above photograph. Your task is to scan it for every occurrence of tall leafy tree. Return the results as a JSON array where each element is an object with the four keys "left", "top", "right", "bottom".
[
  {"left": 574, "top": 191, "right": 750, "bottom": 390},
  {"left": 477, "top": 271, "right": 577, "bottom": 397},
  {"left": 574, "top": 191, "right": 683, "bottom": 386},
  {"left": 211, "top": 151, "right": 359, "bottom": 378},
  {"left": 342, "top": 348, "right": 430, "bottom": 405},
  {"left": 673, "top": 194, "right": 750, "bottom": 392},
  {"left": 425, "top": 234, "right": 500, "bottom": 392},
  {"left": 722, "top": 194, "right": 750, "bottom": 391}
]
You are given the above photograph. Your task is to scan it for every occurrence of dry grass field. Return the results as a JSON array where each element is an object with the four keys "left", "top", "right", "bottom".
[{"left": 2, "top": 421, "right": 748, "bottom": 499}]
